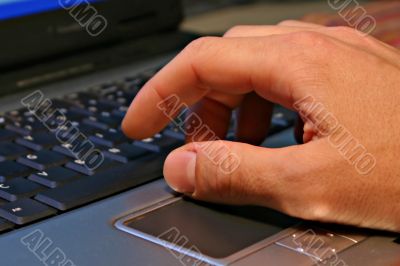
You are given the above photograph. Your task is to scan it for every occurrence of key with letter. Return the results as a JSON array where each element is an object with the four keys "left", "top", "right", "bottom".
[
  {"left": 0, "top": 177, "right": 45, "bottom": 201},
  {"left": 0, "top": 161, "right": 33, "bottom": 182},
  {"left": 0, "top": 198, "right": 56, "bottom": 225},
  {"left": 17, "top": 150, "right": 68, "bottom": 171}
]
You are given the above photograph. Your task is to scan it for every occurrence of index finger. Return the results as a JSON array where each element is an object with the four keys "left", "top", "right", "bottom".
[{"left": 122, "top": 34, "right": 314, "bottom": 140}]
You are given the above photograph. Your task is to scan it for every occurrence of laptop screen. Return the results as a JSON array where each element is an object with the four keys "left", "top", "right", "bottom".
[
  {"left": 0, "top": 0, "right": 182, "bottom": 81},
  {"left": 0, "top": 0, "right": 99, "bottom": 21}
]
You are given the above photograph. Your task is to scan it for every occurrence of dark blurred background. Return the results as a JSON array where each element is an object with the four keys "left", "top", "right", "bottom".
[{"left": 181, "top": 0, "right": 358, "bottom": 34}]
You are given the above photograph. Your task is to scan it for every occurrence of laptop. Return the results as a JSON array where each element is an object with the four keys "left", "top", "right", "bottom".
[{"left": 0, "top": 1, "right": 399, "bottom": 265}]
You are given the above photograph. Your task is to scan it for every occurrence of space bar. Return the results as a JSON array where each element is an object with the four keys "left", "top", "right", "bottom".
[{"left": 35, "top": 154, "right": 166, "bottom": 211}]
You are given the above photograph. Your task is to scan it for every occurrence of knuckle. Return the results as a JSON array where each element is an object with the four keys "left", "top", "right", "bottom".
[
  {"left": 287, "top": 31, "right": 329, "bottom": 48},
  {"left": 278, "top": 32, "right": 333, "bottom": 72},
  {"left": 331, "top": 25, "right": 359, "bottom": 35},
  {"left": 277, "top": 19, "right": 299, "bottom": 26},
  {"left": 330, "top": 26, "right": 386, "bottom": 50},
  {"left": 282, "top": 31, "right": 333, "bottom": 75},
  {"left": 183, "top": 36, "right": 217, "bottom": 55},
  {"left": 329, "top": 26, "right": 368, "bottom": 41},
  {"left": 223, "top": 25, "right": 247, "bottom": 37},
  {"left": 332, "top": 26, "right": 383, "bottom": 47},
  {"left": 181, "top": 36, "right": 221, "bottom": 71}
]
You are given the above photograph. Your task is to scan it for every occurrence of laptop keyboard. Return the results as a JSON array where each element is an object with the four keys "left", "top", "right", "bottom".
[{"left": 0, "top": 69, "right": 296, "bottom": 234}]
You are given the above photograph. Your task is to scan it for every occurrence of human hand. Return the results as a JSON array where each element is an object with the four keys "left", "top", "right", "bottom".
[{"left": 122, "top": 21, "right": 400, "bottom": 232}]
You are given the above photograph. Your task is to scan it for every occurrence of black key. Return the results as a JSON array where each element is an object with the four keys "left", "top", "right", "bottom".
[
  {"left": 82, "top": 117, "right": 109, "bottom": 131},
  {"left": 16, "top": 132, "right": 59, "bottom": 151},
  {"left": 0, "top": 177, "right": 45, "bottom": 201},
  {"left": 82, "top": 113, "right": 121, "bottom": 130},
  {"left": 66, "top": 157, "right": 94, "bottom": 174},
  {"left": 111, "top": 106, "right": 128, "bottom": 119},
  {"left": 98, "top": 87, "right": 130, "bottom": 99},
  {"left": 52, "top": 144, "right": 76, "bottom": 158},
  {"left": 65, "top": 158, "right": 116, "bottom": 176},
  {"left": 98, "top": 98, "right": 125, "bottom": 108},
  {"left": 4, "top": 111, "right": 22, "bottom": 124},
  {"left": 6, "top": 115, "right": 46, "bottom": 135},
  {"left": 163, "top": 112, "right": 188, "bottom": 141},
  {"left": 95, "top": 102, "right": 118, "bottom": 113},
  {"left": 68, "top": 105, "right": 96, "bottom": 116},
  {"left": 133, "top": 133, "right": 183, "bottom": 153},
  {"left": 6, "top": 123, "right": 31, "bottom": 136},
  {"left": 100, "top": 111, "right": 122, "bottom": 125},
  {"left": 0, "top": 116, "right": 10, "bottom": 127},
  {"left": 93, "top": 84, "right": 118, "bottom": 97},
  {"left": 104, "top": 143, "right": 150, "bottom": 163},
  {"left": 56, "top": 122, "right": 97, "bottom": 141},
  {"left": 42, "top": 110, "right": 69, "bottom": 130},
  {"left": 0, "top": 129, "right": 17, "bottom": 141},
  {"left": 17, "top": 150, "right": 68, "bottom": 171},
  {"left": 68, "top": 97, "right": 115, "bottom": 116},
  {"left": 268, "top": 106, "right": 297, "bottom": 136},
  {"left": 0, "top": 218, "right": 13, "bottom": 233},
  {"left": 0, "top": 142, "right": 30, "bottom": 161},
  {"left": 164, "top": 128, "right": 185, "bottom": 141},
  {"left": 118, "top": 90, "right": 138, "bottom": 102},
  {"left": 35, "top": 153, "right": 165, "bottom": 210},
  {"left": 0, "top": 198, "right": 56, "bottom": 225},
  {"left": 89, "top": 129, "right": 128, "bottom": 148},
  {"left": 99, "top": 95, "right": 118, "bottom": 105},
  {"left": 0, "top": 161, "right": 33, "bottom": 182},
  {"left": 125, "top": 75, "right": 150, "bottom": 88},
  {"left": 62, "top": 111, "right": 84, "bottom": 122},
  {"left": 5, "top": 109, "right": 26, "bottom": 120},
  {"left": 28, "top": 167, "right": 82, "bottom": 188},
  {"left": 50, "top": 99, "right": 78, "bottom": 110},
  {"left": 66, "top": 92, "right": 98, "bottom": 104},
  {"left": 53, "top": 136, "right": 105, "bottom": 160},
  {"left": 77, "top": 124, "right": 100, "bottom": 136},
  {"left": 122, "top": 79, "right": 143, "bottom": 91}
]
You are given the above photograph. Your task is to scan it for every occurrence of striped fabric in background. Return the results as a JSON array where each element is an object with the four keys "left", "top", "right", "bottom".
[{"left": 302, "top": 1, "right": 400, "bottom": 48}]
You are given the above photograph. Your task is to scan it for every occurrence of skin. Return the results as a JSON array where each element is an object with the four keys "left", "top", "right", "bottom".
[{"left": 122, "top": 20, "right": 400, "bottom": 232}]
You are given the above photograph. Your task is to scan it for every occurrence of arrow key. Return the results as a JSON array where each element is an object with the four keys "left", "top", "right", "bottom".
[{"left": 28, "top": 167, "right": 82, "bottom": 188}]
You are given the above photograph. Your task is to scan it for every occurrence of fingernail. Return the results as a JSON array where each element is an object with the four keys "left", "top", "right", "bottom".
[{"left": 164, "top": 150, "right": 197, "bottom": 194}]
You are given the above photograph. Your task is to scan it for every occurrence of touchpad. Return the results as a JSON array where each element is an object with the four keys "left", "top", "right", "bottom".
[{"left": 116, "top": 198, "right": 298, "bottom": 259}]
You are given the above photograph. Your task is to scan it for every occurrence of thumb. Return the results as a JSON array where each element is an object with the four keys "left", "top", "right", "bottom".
[{"left": 163, "top": 139, "right": 339, "bottom": 220}]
